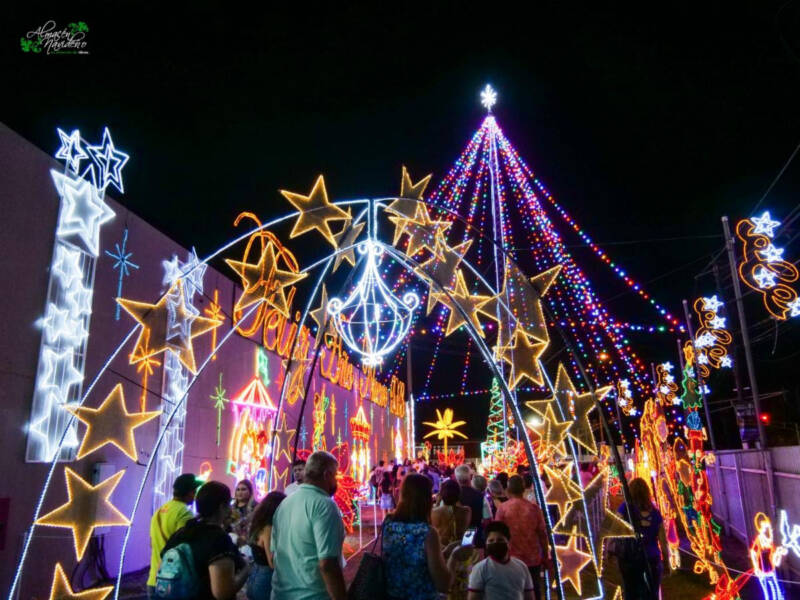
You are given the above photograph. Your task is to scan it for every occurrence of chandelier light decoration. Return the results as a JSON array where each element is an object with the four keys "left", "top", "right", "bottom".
[{"left": 328, "top": 239, "right": 420, "bottom": 366}]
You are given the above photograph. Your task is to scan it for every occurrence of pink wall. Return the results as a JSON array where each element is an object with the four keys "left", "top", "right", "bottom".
[{"left": 0, "top": 123, "right": 408, "bottom": 597}]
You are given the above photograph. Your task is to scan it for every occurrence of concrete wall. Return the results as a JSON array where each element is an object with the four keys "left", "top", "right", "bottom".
[{"left": 0, "top": 123, "right": 408, "bottom": 597}]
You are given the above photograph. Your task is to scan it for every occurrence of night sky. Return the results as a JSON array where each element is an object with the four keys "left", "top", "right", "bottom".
[{"left": 5, "top": 3, "right": 800, "bottom": 445}]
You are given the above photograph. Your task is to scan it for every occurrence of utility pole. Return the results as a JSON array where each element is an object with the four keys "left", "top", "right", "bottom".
[
  {"left": 683, "top": 299, "right": 718, "bottom": 450},
  {"left": 722, "top": 216, "right": 767, "bottom": 448}
]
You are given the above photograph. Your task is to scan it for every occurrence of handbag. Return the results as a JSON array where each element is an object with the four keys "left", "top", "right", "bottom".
[{"left": 347, "top": 521, "right": 387, "bottom": 600}]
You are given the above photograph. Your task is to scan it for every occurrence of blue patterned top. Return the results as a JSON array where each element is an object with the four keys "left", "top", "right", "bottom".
[{"left": 383, "top": 519, "right": 438, "bottom": 600}]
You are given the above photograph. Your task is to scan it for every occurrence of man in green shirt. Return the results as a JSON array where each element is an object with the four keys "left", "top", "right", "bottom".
[
  {"left": 271, "top": 451, "right": 346, "bottom": 600},
  {"left": 147, "top": 473, "right": 201, "bottom": 597}
]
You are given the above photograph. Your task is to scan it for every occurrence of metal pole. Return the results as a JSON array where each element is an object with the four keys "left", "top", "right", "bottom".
[
  {"left": 682, "top": 299, "right": 718, "bottom": 450},
  {"left": 406, "top": 342, "right": 414, "bottom": 458},
  {"left": 722, "top": 216, "right": 767, "bottom": 448},
  {"left": 677, "top": 338, "right": 686, "bottom": 373}
]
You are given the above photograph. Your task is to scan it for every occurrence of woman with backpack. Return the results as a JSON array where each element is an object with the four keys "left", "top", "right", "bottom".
[
  {"left": 157, "top": 481, "right": 249, "bottom": 600},
  {"left": 612, "top": 477, "right": 671, "bottom": 600}
]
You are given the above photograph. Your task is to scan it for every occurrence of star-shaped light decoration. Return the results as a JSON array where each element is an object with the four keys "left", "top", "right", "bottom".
[
  {"left": 51, "top": 170, "right": 115, "bottom": 256},
  {"left": 273, "top": 412, "right": 297, "bottom": 465},
  {"left": 280, "top": 175, "right": 350, "bottom": 248},
  {"left": 40, "top": 347, "right": 83, "bottom": 400},
  {"left": 309, "top": 284, "right": 337, "bottom": 347},
  {"left": 759, "top": 244, "right": 785, "bottom": 263},
  {"left": 430, "top": 270, "right": 492, "bottom": 337},
  {"left": 695, "top": 332, "right": 716, "bottom": 348},
  {"left": 479, "top": 263, "right": 561, "bottom": 345},
  {"left": 383, "top": 167, "right": 432, "bottom": 231},
  {"left": 788, "top": 297, "right": 800, "bottom": 317},
  {"left": 720, "top": 356, "right": 733, "bottom": 368},
  {"left": 416, "top": 235, "right": 473, "bottom": 314},
  {"left": 117, "top": 280, "right": 222, "bottom": 374},
  {"left": 554, "top": 468, "right": 634, "bottom": 573},
  {"left": 55, "top": 128, "right": 88, "bottom": 173},
  {"left": 389, "top": 203, "right": 452, "bottom": 256},
  {"left": 331, "top": 212, "right": 366, "bottom": 272},
  {"left": 86, "top": 127, "right": 130, "bottom": 193},
  {"left": 498, "top": 328, "right": 549, "bottom": 389},
  {"left": 535, "top": 404, "right": 571, "bottom": 456},
  {"left": 53, "top": 245, "right": 84, "bottom": 290},
  {"left": 709, "top": 316, "right": 726, "bottom": 329},
  {"left": 543, "top": 463, "right": 582, "bottom": 516},
  {"left": 751, "top": 211, "right": 781, "bottom": 238},
  {"left": 701, "top": 296, "right": 723, "bottom": 312},
  {"left": 48, "top": 563, "right": 113, "bottom": 600},
  {"left": 43, "top": 303, "right": 87, "bottom": 346},
  {"left": 555, "top": 528, "right": 594, "bottom": 595},
  {"left": 226, "top": 242, "right": 307, "bottom": 318},
  {"left": 66, "top": 384, "right": 160, "bottom": 460},
  {"left": 480, "top": 84, "right": 497, "bottom": 112},
  {"left": 164, "top": 248, "right": 207, "bottom": 303},
  {"left": 550, "top": 364, "right": 612, "bottom": 454},
  {"left": 36, "top": 467, "right": 130, "bottom": 559}
]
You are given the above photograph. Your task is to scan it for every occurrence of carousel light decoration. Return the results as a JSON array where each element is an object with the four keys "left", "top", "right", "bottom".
[
  {"left": 736, "top": 211, "right": 799, "bottom": 320},
  {"left": 349, "top": 404, "right": 372, "bottom": 483},
  {"left": 27, "top": 127, "right": 124, "bottom": 462},
  {"left": 423, "top": 407, "right": 467, "bottom": 457},
  {"left": 327, "top": 239, "right": 420, "bottom": 366},
  {"left": 227, "top": 351, "right": 278, "bottom": 500}
]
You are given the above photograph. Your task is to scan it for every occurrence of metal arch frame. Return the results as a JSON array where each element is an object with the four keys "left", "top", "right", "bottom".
[{"left": 11, "top": 196, "right": 624, "bottom": 600}]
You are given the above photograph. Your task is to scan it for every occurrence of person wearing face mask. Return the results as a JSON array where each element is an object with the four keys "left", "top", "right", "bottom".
[
  {"left": 467, "top": 521, "right": 534, "bottom": 600},
  {"left": 269, "top": 451, "right": 346, "bottom": 600}
]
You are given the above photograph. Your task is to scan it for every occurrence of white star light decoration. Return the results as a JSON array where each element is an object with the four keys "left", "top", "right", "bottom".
[
  {"left": 789, "top": 298, "right": 800, "bottom": 317},
  {"left": 661, "top": 361, "right": 673, "bottom": 372},
  {"left": 55, "top": 128, "right": 88, "bottom": 173},
  {"left": 481, "top": 84, "right": 497, "bottom": 111},
  {"left": 753, "top": 265, "right": 778, "bottom": 289},
  {"left": 709, "top": 316, "right": 726, "bottom": 330},
  {"left": 27, "top": 127, "right": 128, "bottom": 462},
  {"left": 752, "top": 211, "right": 781, "bottom": 238},
  {"left": 701, "top": 296, "right": 723, "bottom": 312},
  {"left": 86, "top": 127, "right": 130, "bottom": 193},
  {"left": 760, "top": 244, "right": 785, "bottom": 263},
  {"left": 50, "top": 170, "right": 115, "bottom": 257}
]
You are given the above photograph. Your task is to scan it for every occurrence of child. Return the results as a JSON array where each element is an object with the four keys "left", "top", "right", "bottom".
[{"left": 467, "top": 521, "right": 534, "bottom": 600}]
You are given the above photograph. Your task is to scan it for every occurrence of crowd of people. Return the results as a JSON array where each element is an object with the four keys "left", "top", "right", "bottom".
[{"left": 147, "top": 453, "right": 670, "bottom": 600}]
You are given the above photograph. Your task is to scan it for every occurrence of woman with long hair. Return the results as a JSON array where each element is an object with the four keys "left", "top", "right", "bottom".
[
  {"left": 383, "top": 473, "right": 455, "bottom": 599},
  {"left": 431, "top": 479, "right": 471, "bottom": 546},
  {"left": 245, "top": 491, "right": 285, "bottom": 600},
  {"left": 230, "top": 479, "right": 256, "bottom": 545},
  {"left": 379, "top": 471, "right": 394, "bottom": 518},
  {"left": 613, "top": 477, "right": 671, "bottom": 600}
]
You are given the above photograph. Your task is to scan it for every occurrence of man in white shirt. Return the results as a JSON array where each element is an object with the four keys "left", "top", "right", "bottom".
[
  {"left": 468, "top": 521, "right": 534, "bottom": 600},
  {"left": 284, "top": 459, "right": 306, "bottom": 496}
]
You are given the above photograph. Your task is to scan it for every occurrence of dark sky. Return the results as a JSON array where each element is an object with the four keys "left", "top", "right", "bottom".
[{"left": 5, "top": 3, "right": 800, "bottom": 443}]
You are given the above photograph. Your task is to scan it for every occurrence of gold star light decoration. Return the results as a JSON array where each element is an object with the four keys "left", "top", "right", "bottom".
[
  {"left": 555, "top": 528, "right": 594, "bottom": 596},
  {"left": 273, "top": 412, "right": 297, "bottom": 464},
  {"left": 389, "top": 203, "right": 452, "bottom": 256},
  {"left": 66, "top": 384, "right": 160, "bottom": 460},
  {"left": 36, "top": 468, "right": 130, "bottom": 560},
  {"left": 429, "top": 270, "right": 492, "bottom": 337},
  {"left": 553, "top": 467, "right": 634, "bottom": 574},
  {"left": 117, "top": 280, "right": 222, "bottom": 374},
  {"left": 48, "top": 563, "right": 112, "bottom": 600},
  {"left": 226, "top": 241, "right": 307, "bottom": 318},
  {"left": 415, "top": 235, "right": 472, "bottom": 314},
  {"left": 309, "top": 283, "right": 336, "bottom": 347},
  {"left": 280, "top": 175, "right": 350, "bottom": 248},
  {"left": 331, "top": 211, "right": 366, "bottom": 272},
  {"left": 498, "top": 328, "right": 549, "bottom": 389},
  {"left": 384, "top": 166, "right": 432, "bottom": 225},
  {"left": 542, "top": 463, "right": 582, "bottom": 516}
]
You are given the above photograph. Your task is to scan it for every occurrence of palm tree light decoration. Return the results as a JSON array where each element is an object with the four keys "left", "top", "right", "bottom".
[
  {"left": 423, "top": 408, "right": 467, "bottom": 457},
  {"left": 328, "top": 240, "right": 419, "bottom": 366}
]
